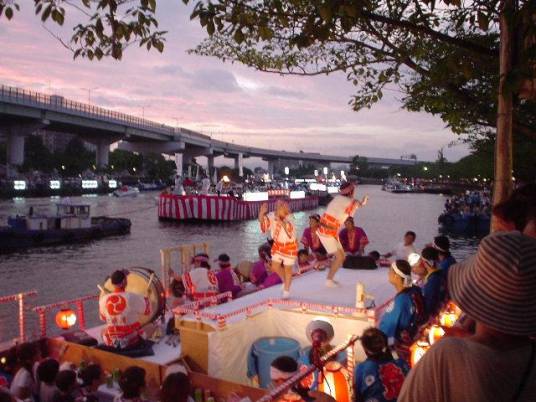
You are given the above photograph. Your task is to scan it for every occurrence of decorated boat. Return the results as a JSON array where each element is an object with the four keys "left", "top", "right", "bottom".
[
  {"left": 0, "top": 203, "right": 131, "bottom": 253},
  {"left": 158, "top": 191, "right": 319, "bottom": 222}
]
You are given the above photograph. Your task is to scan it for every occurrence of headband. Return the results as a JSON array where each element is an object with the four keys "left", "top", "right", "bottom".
[
  {"left": 192, "top": 255, "right": 209, "bottom": 263},
  {"left": 432, "top": 240, "right": 447, "bottom": 253},
  {"left": 340, "top": 184, "right": 355, "bottom": 196},
  {"left": 270, "top": 367, "right": 297, "bottom": 381},
  {"left": 391, "top": 261, "right": 412, "bottom": 287}
]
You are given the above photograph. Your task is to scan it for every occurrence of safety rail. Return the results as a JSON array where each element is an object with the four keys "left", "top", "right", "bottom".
[
  {"left": 0, "top": 291, "right": 37, "bottom": 343},
  {"left": 174, "top": 297, "right": 376, "bottom": 329},
  {"left": 0, "top": 84, "right": 213, "bottom": 140},
  {"left": 33, "top": 294, "right": 99, "bottom": 338},
  {"left": 257, "top": 334, "right": 360, "bottom": 402}
]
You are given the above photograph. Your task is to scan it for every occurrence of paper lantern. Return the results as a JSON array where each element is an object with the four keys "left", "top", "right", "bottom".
[
  {"left": 410, "top": 340, "right": 430, "bottom": 367},
  {"left": 318, "top": 361, "right": 350, "bottom": 402},
  {"left": 428, "top": 325, "right": 445, "bottom": 345},
  {"left": 439, "top": 312, "right": 458, "bottom": 328},
  {"left": 55, "top": 308, "right": 77, "bottom": 330}
]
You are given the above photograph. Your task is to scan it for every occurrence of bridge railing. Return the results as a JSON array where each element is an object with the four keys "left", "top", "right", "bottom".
[{"left": 0, "top": 84, "right": 181, "bottom": 136}]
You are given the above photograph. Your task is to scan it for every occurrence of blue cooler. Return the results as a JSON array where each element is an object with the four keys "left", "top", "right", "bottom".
[{"left": 247, "top": 337, "right": 301, "bottom": 388}]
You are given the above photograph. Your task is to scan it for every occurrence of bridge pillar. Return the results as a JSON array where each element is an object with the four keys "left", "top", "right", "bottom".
[
  {"left": 96, "top": 140, "right": 110, "bottom": 169},
  {"left": 267, "top": 159, "right": 276, "bottom": 176},
  {"left": 3, "top": 122, "right": 47, "bottom": 176},
  {"left": 207, "top": 155, "right": 215, "bottom": 183},
  {"left": 234, "top": 153, "right": 244, "bottom": 177}
]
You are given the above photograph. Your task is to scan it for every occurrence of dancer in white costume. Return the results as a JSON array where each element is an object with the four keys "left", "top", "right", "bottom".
[{"left": 317, "top": 182, "right": 368, "bottom": 287}]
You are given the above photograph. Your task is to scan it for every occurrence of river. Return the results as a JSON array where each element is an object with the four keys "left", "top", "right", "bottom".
[{"left": 0, "top": 185, "right": 480, "bottom": 341}]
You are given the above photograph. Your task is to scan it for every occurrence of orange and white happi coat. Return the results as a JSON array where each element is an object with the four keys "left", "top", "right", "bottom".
[
  {"left": 99, "top": 291, "right": 151, "bottom": 348},
  {"left": 317, "top": 195, "right": 361, "bottom": 254},
  {"left": 182, "top": 267, "right": 219, "bottom": 300},
  {"left": 260, "top": 212, "right": 298, "bottom": 266}
]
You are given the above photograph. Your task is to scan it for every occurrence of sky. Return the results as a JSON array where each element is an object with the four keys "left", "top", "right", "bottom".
[{"left": 0, "top": 1, "right": 470, "bottom": 166}]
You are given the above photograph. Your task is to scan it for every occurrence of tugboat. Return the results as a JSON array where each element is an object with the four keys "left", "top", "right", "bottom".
[{"left": 0, "top": 203, "right": 131, "bottom": 253}]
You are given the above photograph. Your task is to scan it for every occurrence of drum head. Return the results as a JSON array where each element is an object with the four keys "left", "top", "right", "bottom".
[{"left": 101, "top": 267, "right": 165, "bottom": 326}]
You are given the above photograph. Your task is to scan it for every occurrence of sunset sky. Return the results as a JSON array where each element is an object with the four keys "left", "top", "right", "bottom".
[{"left": 0, "top": 2, "right": 471, "bottom": 165}]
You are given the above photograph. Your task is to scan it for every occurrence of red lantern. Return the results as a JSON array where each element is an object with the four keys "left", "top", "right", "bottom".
[
  {"left": 318, "top": 361, "right": 351, "bottom": 402},
  {"left": 55, "top": 308, "right": 77, "bottom": 330}
]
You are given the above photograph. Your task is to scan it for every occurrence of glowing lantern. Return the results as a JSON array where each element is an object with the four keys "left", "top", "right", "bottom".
[
  {"left": 440, "top": 312, "right": 458, "bottom": 328},
  {"left": 318, "top": 361, "right": 351, "bottom": 402},
  {"left": 428, "top": 325, "right": 445, "bottom": 345},
  {"left": 55, "top": 308, "right": 77, "bottom": 330},
  {"left": 410, "top": 340, "right": 430, "bottom": 367}
]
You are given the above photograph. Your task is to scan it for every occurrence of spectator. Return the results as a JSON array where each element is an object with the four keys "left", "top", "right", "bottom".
[
  {"left": 10, "top": 343, "right": 39, "bottom": 401},
  {"left": 0, "top": 347, "right": 17, "bottom": 390},
  {"left": 168, "top": 278, "right": 186, "bottom": 308},
  {"left": 295, "top": 249, "right": 315, "bottom": 273},
  {"left": 493, "top": 183, "right": 536, "bottom": 237},
  {"left": 339, "top": 217, "right": 369, "bottom": 256},
  {"left": 160, "top": 373, "right": 192, "bottom": 402},
  {"left": 37, "top": 359, "right": 59, "bottom": 402},
  {"left": 215, "top": 254, "right": 242, "bottom": 298},
  {"left": 0, "top": 389, "right": 16, "bottom": 402},
  {"left": 52, "top": 370, "right": 77, "bottom": 402},
  {"left": 250, "top": 244, "right": 270, "bottom": 286},
  {"left": 355, "top": 328, "right": 409, "bottom": 402},
  {"left": 379, "top": 260, "right": 426, "bottom": 363},
  {"left": 399, "top": 231, "right": 536, "bottom": 401},
  {"left": 115, "top": 366, "right": 148, "bottom": 402},
  {"left": 301, "top": 214, "right": 324, "bottom": 256},
  {"left": 384, "top": 231, "right": 417, "bottom": 261},
  {"left": 77, "top": 364, "right": 102, "bottom": 402}
]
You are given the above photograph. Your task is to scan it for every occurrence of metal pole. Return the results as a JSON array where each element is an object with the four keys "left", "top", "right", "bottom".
[{"left": 38, "top": 309, "right": 47, "bottom": 338}]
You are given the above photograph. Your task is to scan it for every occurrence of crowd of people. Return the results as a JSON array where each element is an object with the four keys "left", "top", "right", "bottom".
[{"left": 443, "top": 190, "right": 492, "bottom": 217}]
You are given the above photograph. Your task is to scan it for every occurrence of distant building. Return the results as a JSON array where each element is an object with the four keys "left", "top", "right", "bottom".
[{"left": 35, "top": 129, "right": 95, "bottom": 153}]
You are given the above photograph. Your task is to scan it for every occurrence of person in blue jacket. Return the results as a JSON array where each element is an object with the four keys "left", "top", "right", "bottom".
[
  {"left": 298, "top": 320, "right": 346, "bottom": 390},
  {"left": 433, "top": 236, "right": 456, "bottom": 275},
  {"left": 355, "top": 327, "right": 410, "bottom": 402},
  {"left": 379, "top": 259, "right": 425, "bottom": 363},
  {"left": 419, "top": 246, "right": 447, "bottom": 319}
]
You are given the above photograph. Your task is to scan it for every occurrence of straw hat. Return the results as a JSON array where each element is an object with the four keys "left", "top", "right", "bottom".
[
  {"left": 236, "top": 261, "right": 253, "bottom": 278},
  {"left": 306, "top": 319, "right": 335, "bottom": 343},
  {"left": 448, "top": 231, "right": 536, "bottom": 336}
]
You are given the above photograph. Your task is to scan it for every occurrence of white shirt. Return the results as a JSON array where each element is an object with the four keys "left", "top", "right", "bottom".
[
  {"left": 261, "top": 212, "right": 296, "bottom": 244},
  {"left": 391, "top": 242, "right": 417, "bottom": 261},
  {"left": 10, "top": 367, "right": 35, "bottom": 401},
  {"left": 200, "top": 178, "right": 211, "bottom": 194},
  {"left": 323, "top": 194, "right": 359, "bottom": 228}
]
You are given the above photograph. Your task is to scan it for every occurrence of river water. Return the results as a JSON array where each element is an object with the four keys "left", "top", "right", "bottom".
[{"left": 0, "top": 185, "right": 480, "bottom": 341}]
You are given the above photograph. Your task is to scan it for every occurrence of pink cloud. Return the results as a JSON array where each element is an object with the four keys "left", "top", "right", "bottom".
[{"left": 0, "top": 2, "right": 470, "bottom": 162}]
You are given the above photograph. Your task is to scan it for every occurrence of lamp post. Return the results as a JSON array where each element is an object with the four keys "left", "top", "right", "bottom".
[{"left": 81, "top": 87, "right": 98, "bottom": 104}]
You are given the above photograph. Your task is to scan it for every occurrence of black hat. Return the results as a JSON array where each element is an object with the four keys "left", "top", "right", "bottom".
[{"left": 111, "top": 270, "right": 127, "bottom": 286}]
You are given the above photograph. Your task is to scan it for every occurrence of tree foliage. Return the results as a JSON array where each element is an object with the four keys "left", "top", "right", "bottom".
[
  {"left": 186, "top": 0, "right": 535, "bottom": 141},
  {"left": 0, "top": 0, "right": 167, "bottom": 60}
]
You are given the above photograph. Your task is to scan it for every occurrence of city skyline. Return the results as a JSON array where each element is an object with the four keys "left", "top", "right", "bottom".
[{"left": 0, "top": 2, "right": 470, "bottom": 162}]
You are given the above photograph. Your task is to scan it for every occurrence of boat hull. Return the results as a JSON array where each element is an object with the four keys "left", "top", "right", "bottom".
[
  {"left": 0, "top": 217, "right": 131, "bottom": 253},
  {"left": 158, "top": 194, "right": 319, "bottom": 222},
  {"left": 438, "top": 213, "right": 490, "bottom": 235}
]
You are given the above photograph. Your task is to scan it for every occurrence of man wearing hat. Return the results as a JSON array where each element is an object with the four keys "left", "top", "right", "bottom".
[
  {"left": 317, "top": 182, "right": 368, "bottom": 287},
  {"left": 298, "top": 320, "right": 346, "bottom": 390},
  {"left": 399, "top": 231, "right": 536, "bottom": 402}
]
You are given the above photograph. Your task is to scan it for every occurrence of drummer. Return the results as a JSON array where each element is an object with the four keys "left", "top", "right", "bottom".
[{"left": 99, "top": 270, "right": 151, "bottom": 349}]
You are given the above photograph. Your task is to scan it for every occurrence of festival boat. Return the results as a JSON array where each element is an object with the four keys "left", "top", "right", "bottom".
[
  {"left": 0, "top": 203, "right": 131, "bottom": 253},
  {"left": 158, "top": 190, "right": 319, "bottom": 222},
  {"left": 0, "top": 242, "right": 458, "bottom": 401}
]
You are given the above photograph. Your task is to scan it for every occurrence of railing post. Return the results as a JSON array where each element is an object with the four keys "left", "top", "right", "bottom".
[
  {"left": 37, "top": 309, "right": 47, "bottom": 338},
  {"left": 76, "top": 300, "right": 86, "bottom": 330},
  {"left": 17, "top": 293, "right": 26, "bottom": 343},
  {"left": 346, "top": 336, "right": 355, "bottom": 401}
]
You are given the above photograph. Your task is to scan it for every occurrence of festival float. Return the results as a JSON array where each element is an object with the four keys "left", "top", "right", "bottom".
[
  {"left": 0, "top": 242, "right": 400, "bottom": 402},
  {"left": 158, "top": 189, "right": 319, "bottom": 222}
]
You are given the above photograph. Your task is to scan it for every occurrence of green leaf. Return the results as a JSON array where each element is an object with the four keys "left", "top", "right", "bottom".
[
  {"left": 5, "top": 7, "right": 13, "bottom": 20},
  {"left": 207, "top": 20, "right": 215, "bottom": 35},
  {"left": 41, "top": 5, "right": 52, "bottom": 22},
  {"left": 234, "top": 29, "right": 245, "bottom": 44},
  {"left": 477, "top": 12, "right": 489, "bottom": 31}
]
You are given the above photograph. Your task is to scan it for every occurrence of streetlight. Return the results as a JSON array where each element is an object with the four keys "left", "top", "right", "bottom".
[
  {"left": 284, "top": 166, "right": 289, "bottom": 175},
  {"left": 323, "top": 166, "right": 328, "bottom": 175},
  {"left": 423, "top": 166, "right": 429, "bottom": 171},
  {"left": 314, "top": 169, "right": 319, "bottom": 177},
  {"left": 81, "top": 87, "right": 98, "bottom": 104}
]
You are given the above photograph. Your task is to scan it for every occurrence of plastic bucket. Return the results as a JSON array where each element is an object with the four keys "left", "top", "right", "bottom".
[{"left": 250, "top": 336, "right": 301, "bottom": 388}]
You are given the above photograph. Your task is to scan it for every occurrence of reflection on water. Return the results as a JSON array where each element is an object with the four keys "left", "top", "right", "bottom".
[{"left": 0, "top": 185, "right": 481, "bottom": 341}]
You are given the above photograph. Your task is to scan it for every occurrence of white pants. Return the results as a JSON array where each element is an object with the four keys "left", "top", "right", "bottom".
[
  {"left": 272, "top": 252, "right": 296, "bottom": 267},
  {"left": 318, "top": 233, "right": 343, "bottom": 255}
]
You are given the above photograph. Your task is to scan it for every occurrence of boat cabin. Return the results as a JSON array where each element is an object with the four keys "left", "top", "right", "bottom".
[{"left": 9, "top": 203, "right": 92, "bottom": 231}]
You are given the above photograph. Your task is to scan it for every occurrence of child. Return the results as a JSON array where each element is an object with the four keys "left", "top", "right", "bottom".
[
  {"left": 355, "top": 328, "right": 409, "bottom": 402},
  {"left": 215, "top": 254, "right": 242, "bottom": 298},
  {"left": 250, "top": 244, "right": 271, "bottom": 286}
]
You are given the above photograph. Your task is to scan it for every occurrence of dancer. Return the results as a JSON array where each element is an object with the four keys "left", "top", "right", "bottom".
[
  {"left": 317, "top": 182, "right": 368, "bottom": 287},
  {"left": 259, "top": 200, "right": 298, "bottom": 299}
]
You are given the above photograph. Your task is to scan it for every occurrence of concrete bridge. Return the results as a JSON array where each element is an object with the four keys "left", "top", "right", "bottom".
[{"left": 0, "top": 84, "right": 417, "bottom": 176}]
